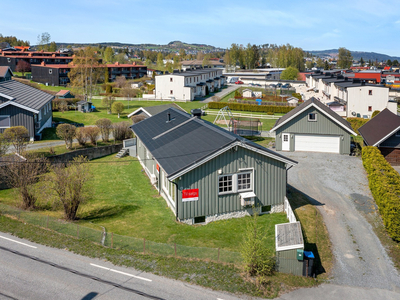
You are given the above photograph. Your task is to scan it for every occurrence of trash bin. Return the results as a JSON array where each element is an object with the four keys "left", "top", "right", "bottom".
[{"left": 302, "top": 251, "right": 315, "bottom": 277}]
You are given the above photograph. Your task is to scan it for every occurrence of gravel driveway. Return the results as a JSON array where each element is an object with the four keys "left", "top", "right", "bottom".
[{"left": 284, "top": 151, "right": 400, "bottom": 292}]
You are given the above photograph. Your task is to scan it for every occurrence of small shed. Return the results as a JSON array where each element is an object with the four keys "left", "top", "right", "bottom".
[
  {"left": 253, "top": 91, "right": 262, "bottom": 98},
  {"left": 275, "top": 221, "right": 304, "bottom": 276},
  {"left": 77, "top": 100, "right": 93, "bottom": 113},
  {"left": 286, "top": 97, "right": 299, "bottom": 105},
  {"left": 327, "top": 101, "right": 345, "bottom": 112},
  {"left": 55, "top": 90, "right": 74, "bottom": 99},
  {"left": 242, "top": 89, "right": 253, "bottom": 98}
]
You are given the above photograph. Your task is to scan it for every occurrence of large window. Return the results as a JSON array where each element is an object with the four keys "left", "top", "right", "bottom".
[
  {"left": 0, "top": 115, "right": 10, "bottom": 128},
  {"left": 218, "top": 171, "right": 253, "bottom": 195}
]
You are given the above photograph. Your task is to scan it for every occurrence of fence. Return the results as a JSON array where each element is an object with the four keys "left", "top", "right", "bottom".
[
  {"left": 0, "top": 203, "right": 242, "bottom": 265},
  {"left": 236, "top": 99, "right": 296, "bottom": 107},
  {"left": 284, "top": 197, "right": 297, "bottom": 223}
]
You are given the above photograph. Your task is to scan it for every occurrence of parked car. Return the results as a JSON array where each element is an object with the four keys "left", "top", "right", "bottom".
[
  {"left": 282, "top": 83, "right": 291, "bottom": 88},
  {"left": 276, "top": 83, "right": 282, "bottom": 88},
  {"left": 254, "top": 84, "right": 261, "bottom": 87},
  {"left": 269, "top": 84, "right": 277, "bottom": 88},
  {"left": 235, "top": 80, "right": 244, "bottom": 84}
]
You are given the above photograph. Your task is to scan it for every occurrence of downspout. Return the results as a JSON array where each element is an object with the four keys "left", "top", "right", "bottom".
[{"left": 171, "top": 180, "right": 179, "bottom": 221}]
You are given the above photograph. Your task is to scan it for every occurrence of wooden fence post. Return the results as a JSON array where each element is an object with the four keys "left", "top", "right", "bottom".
[{"left": 174, "top": 243, "right": 177, "bottom": 257}]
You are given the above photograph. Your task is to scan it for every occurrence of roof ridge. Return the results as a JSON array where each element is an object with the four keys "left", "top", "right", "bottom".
[{"left": 153, "top": 117, "right": 195, "bottom": 140}]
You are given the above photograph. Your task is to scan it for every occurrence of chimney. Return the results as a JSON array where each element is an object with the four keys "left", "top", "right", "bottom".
[
  {"left": 132, "top": 62, "right": 136, "bottom": 66},
  {"left": 167, "top": 112, "right": 171, "bottom": 122},
  {"left": 115, "top": 61, "right": 119, "bottom": 66},
  {"left": 41, "top": 61, "right": 46, "bottom": 66}
]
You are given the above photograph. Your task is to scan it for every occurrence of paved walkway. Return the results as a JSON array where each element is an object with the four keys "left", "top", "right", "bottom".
[{"left": 200, "top": 85, "right": 239, "bottom": 103}]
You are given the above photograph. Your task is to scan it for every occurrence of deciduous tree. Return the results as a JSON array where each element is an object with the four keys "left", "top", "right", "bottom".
[
  {"left": 49, "top": 156, "right": 92, "bottom": 220},
  {"left": 16, "top": 60, "right": 31, "bottom": 76},
  {"left": 0, "top": 133, "right": 9, "bottom": 157},
  {"left": 37, "top": 32, "right": 51, "bottom": 51},
  {"left": 337, "top": 47, "right": 353, "bottom": 69},
  {"left": 56, "top": 124, "right": 76, "bottom": 149},
  {"left": 280, "top": 66, "right": 299, "bottom": 80},
  {"left": 95, "top": 118, "right": 112, "bottom": 142},
  {"left": 3, "top": 126, "right": 29, "bottom": 154},
  {"left": 111, "top": 102, "right": 125, "bottom": 118},
  {"left": 112, "top": 121, "right": 132, "bottom": 141},
  {"left": 85, "top": 127, "right": 100, "bottom": 145},
  {"left": 102, "top": 96, "right": 115, "bottom": 114},
  {"left": 104, "top": 47, "right": 114, "bottom": 63},
  {"left": 75, "top": 127, "right": 89, "bottom": 146}
]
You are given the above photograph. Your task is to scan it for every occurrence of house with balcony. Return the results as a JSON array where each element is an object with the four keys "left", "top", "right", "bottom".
[
  {"left": 155, "top": 68, "right": 225, "bottom": 101},
  {"left": 0, "top": 78, "right": 53, "bottom": 140}
]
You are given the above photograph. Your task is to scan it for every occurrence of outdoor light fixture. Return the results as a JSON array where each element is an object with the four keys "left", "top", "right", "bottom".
[{"left": 218, "top": 169, "right": 223, "bottom": 175}]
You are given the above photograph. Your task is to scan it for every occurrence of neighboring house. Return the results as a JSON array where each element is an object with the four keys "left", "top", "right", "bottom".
[
  {"left": 286, "top": 97, "right": 299, "bottom": 105},
  {"left": 0, "top": 66, "right": 13, "bottom": 82},
  {"left": 180, "top": 59, "right": 225, "bottom": 71},
  {"left": 0, "top": 80, "right": 53, "bottom": 140},
  {"left": 127, "top": 103, "right": 186, "bottom": 119},
  {"left": 31, "top": 62, "right": 147, "bottom": 86},
  {"left": 147, "top": 68, "right": 163, "bottom": 78},
  {"left": 55, "top": 90, "right": 74, "bottom": 99},
  {"left": 358, "top": 109, "right": 400, "bottom": 165},
  {"left": 242, "top": 89, "right": 262, "bottom": 98},
  {"left": 130, "top": 107, "right": 297, "bottom": 225},
  {"left": 326, "top": 101, "right": 345, "bottom": 116},
  {"left": 131, "top": 82, "right": 143, "bottom": 89},
  {"left": 155, "top": 68, "right": 225, "bottom": 101},
  {"left": 0, "top": 42, "right": 11, "bottom": 50},
  {"left": 270, "top": 98, "right": 357, "bottom": 154}
]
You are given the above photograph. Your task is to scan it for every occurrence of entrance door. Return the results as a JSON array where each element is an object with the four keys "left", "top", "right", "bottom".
[{"left": 282, "top": 133, "right": 290, "bottom": 151}]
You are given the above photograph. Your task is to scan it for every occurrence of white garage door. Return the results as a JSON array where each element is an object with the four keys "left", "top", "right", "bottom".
[{"left": 295, "top": 134, "right": 340, "bottom": 153}]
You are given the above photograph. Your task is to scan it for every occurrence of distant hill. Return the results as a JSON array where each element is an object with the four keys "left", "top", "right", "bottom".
[
  {"left": 308, "top": 49, "right": 400, "bottom": 62},
  {"left": 50, "top": 41, "right": 225, "bottom": 53}
]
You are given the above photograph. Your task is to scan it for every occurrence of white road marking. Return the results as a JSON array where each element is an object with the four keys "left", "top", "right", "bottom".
[
  {"left": 0, "top": 235, "right": 37, "bottom": 249},
  {"left": 90, "top": 263, "right": 152, "bottom": 282}
]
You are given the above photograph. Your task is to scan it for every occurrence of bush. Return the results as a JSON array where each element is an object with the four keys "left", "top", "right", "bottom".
[
  {"left": 85, "top": 127, "right": 100, "bottom": 145},
  {"left": 56, "top": 124, "right": 76, "bottom": 149},
  {"left": 371, "top": 110, "right": 380, "bottom": 118},
  {"left": 75, "top": 127, "right": 89, "bottom": 146},
  {"left": 208, "top": 102, "right": 295, "bottom": 114},
  {"left": 362, "top": 146, "right": 400, "bottom": 242},
  {"left": 105, "top": 84, "right": 113, "bottom": 94},
  {"left": 95, "top": 118, "right": 112, "bottom": 142},
  {"left": 347, "top": 118, "right": 368, "bottom": 134},
  {"left": 112, "top": 121, "right": 133, "bottom": 141}
]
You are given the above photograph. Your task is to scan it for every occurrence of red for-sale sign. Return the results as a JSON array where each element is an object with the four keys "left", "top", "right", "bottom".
[{"left": 182, "top": 189, "right": 199, "bottom": 202}]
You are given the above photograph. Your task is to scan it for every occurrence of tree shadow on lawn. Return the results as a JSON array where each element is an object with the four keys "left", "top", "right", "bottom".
[{"left": 79, "top": 204, "right": 139, "bottom": 221}]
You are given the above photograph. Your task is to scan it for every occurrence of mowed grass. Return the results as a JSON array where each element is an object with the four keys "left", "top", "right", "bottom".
[
  {"left": 52, "top": 99, "right": 207, "bottom": 126},
  {"left": 0, "top": 154, "right": 288, "bottom": 252}
]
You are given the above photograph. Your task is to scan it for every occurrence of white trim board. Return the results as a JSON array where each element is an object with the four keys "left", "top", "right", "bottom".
[
  {"left": 127, "top": 107, "right": 151, "bottom": 118},
  {"left": 0, "top": 100, "right": 39, "bottom": 114},
  {"left": 168, "top": 141, "right": 297, "bottom": 180},
  {"left": 373, "top": 125, "right": 400, "bottom": 147},
  {"left": 270, "top": 102, "right": 357, "bottom": 136},
  {"left": 0, "top": 92, "right": 15, "bottom": 101}
]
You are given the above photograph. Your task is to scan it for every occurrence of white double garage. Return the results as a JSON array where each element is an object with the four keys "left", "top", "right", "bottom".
[{"left": 283, "top": 133, "right": 340, "bottom": 153}]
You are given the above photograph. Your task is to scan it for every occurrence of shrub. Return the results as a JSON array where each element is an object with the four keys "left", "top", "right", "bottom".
[
  {"left": 111, "top": 102, "right": 125, "bottom": 118},
  {"left": 208, "top": 102, "right": 295, "bottom": 114},
  {"left": 371, "top": 110, "right": 380, "bottom": 118},
  {"left": 3, "top": 126, "right": 29, "bottom": 155},
  {"left": 85, "top": 127, "right": 100, "bottom": 145},
  {"left": 56, "top": 124, "right": 76, "bottom": 149},
  {"left": 362, "top": 146, "right": 400, "bottom": 242},
  {"left": 105, "top": 84, "right": 113, "bottom": 94},
  {"left": 95, "top": 118, "right": 112, "bottom": 142},
  {"left": 347, "top": 118, "right": 368, "bottom": 134},
  {"left": 131, "top": 115, "right": 146, "bottom": 124},
  {"left": 75, "top": 127, "right": 89, "bottom": 146},
  {"left": 112, "top": 121, "right": 133, "bottom": 141}
]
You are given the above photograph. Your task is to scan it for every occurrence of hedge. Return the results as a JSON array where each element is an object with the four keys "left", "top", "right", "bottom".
[
  {"left": 347, "top": 118, "right": 368, "bottom": 134},
  {"left": 362, "top": 146, "right": 400, "bottom": 242},
  {"left": 208, "top": 102, "right": 295, "bottom": 114}
]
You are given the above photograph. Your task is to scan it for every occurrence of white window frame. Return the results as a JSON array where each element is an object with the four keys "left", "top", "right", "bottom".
[
  {"left": 218, "top": 169, "right": 254, "bottom": 195},
  {"left": 49, "top": 69, "right": 53, "bottom": 74},
  {"left": 0, "top": 115, "right": 11, "bottom": 128},
  {"left": 308, "top": 113, "right": 317, "bottom": 122}
]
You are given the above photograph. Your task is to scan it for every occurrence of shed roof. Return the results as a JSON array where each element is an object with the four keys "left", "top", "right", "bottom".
[
  {"left": 270, "top": 97, "right": 356, "bottom": 135},
  {"left": 275, "top": 222, "right": 304, "bottom": 251},
  {"left": 131, "top": 108, "right": 297, "bottom": 180},
  {"left": 127, "top": 103, "right": 185, "bottom": 118},
  {"left": 0, "top": 80, "right": 53, "bottom": 112},
  {"left": 358, "top": 109, "right": 400, "bottom": 146},
  {"left": 55, "top": 89, "right": 70, "bottom": 96}
]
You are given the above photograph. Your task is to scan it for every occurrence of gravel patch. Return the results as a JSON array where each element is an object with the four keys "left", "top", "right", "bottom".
[{"left": 282, "top": 151, "right": 400, "bottom": 292}]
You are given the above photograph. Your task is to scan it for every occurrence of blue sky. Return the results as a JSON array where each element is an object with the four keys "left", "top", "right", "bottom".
[{"left": 2, "top": 0, "right": 400, "bottom": 56}]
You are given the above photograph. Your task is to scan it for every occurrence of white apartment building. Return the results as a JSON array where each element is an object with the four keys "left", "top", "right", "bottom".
[{"left": 155, "top": 68, "right": 225, "bottom": 101}]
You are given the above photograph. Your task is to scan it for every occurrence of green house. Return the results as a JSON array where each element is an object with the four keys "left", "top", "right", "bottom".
[
  {"left": 130, "top": 107, "right": 297, "bottom": 225},
  {"left": 271, "top": 98, "right": 357, "bottom": 155}
]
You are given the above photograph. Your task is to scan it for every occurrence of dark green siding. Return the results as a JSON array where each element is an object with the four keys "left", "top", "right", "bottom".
[
  {"left": 380, "top": 133, "right": 400, "bottom": 148},
  {"left": 176, "top": 146, "right": 287, "bottom": 220},
  {"left": 275, "top": 107, "right": 352, "bottom": 154},
  {"left": 276, "top": 249, "right": 304, "bottom": 276},
  {"left": 0, "top": 105, "right": 34, "bottom": 137}
]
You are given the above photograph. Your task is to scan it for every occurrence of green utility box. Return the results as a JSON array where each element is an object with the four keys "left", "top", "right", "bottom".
[{"left": 297, "top": 249, "right": 304, "bottom": 261}]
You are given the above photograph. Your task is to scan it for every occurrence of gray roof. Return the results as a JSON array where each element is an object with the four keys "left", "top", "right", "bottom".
[
  {"left": 334, "top": 81, "right": 385, "bottom": 89},
  {"left": 272, "top": 97, "right": 355, "bottom": 134},
  {"left": 0, "top": 80, "right": 54, "bottom": 111},
  {"left": 358, "top": 109, "right": 400, "bottom": 146},
  {"left": 131, "top": 107, "right": 297, "bottom": 179},
  {"left": 276, "top": 222, "right": 304, "bottom": 250}
]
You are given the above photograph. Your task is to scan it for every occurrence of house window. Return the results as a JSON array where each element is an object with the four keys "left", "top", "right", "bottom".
[
  {"left": 219, "top": 175, "right": 233, "bottom": 193},
  {"left": 38, "top": 110, "right": 42, "bottom": 121},
  {"left": 170, "top": 90, "right": 173, "bottom": 95},
  {"left": 238, "top": 172, "right": 252, "bottom": 191},
  {"left": 283, "top": 135, "right": 289, "bottom": 142},
  {"left": 308, "top": 113, "right": 317, "bottom": 121},
  {"left": 368, "top": 106, "right": 372, "bottom": 112},
  {"left": 369, "top": 90, "right": 372, "bottom": 95},
  {"left": 170, "top": 78, "right": 173, "bottom": 82},
  {"left": 0, "top": 115, "right": 10, "bottom": 128}
]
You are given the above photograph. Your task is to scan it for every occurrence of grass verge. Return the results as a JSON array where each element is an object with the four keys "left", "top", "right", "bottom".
[{"left": 0, "top": 214, "right": 319, "bottom": 298}]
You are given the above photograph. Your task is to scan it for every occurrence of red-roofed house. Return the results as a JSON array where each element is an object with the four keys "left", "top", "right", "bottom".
[{"left": 55, "top": 90, "right": 74, "bottom": 99}]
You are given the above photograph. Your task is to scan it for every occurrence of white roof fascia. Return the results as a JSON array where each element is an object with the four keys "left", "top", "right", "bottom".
[
  {"left": 168, "top": 141, "right": 297, "bottom": 181},
  {"left": 0, "top": 92, "right": 15, "bottom": 101},
  {"left": 270, "top": 102, "right": 357, "bottom": 136},
  {"left": 127, "top": 107, "right": 151, "bottom": 118},
  {"left": 0, "top": 101, "right": 39, "bottom": 114},
  {"left": 373, "top": 125, "right": 400, "bottom": 147}
]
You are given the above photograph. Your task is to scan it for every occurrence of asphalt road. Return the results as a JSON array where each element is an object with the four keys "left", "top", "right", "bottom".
[{"left": 0, "top": 232, "right": 251, "bottom": 300}]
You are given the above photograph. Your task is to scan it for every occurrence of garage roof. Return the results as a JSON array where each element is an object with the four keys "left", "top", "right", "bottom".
[{"left": 270, "top": 97, "right": 357, "bottom": 135}]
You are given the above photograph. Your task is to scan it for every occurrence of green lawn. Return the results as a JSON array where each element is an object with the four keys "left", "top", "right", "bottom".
[{"left": 0, "top": 154, "right": 287, "bottom": 252}]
